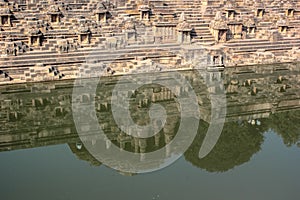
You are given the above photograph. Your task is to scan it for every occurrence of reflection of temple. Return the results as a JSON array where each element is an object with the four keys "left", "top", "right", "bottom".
[{"left": 0, "top": 64, "right": 300, "bottom": 173}]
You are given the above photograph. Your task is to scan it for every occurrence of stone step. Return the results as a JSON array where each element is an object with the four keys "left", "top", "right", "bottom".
[{"left": 0, "top": 43, "right": 180, "bottom": 67}]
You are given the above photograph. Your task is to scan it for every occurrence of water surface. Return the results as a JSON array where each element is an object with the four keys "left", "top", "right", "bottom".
[{"left": 0, "top": 65, "right": 299, "bottom": 200}]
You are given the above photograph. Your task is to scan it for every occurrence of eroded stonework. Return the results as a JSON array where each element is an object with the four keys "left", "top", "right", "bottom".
[{"left": 1, "top": 0, "right": 300, "bottom": 84}]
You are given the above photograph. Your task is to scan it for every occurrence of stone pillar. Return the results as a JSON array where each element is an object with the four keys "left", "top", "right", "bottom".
[
  {"left": 134, "top": 137, "right": 139, "bottom": 153},
  {"left": 177, "top": 31, "right": 183, "bottom": 43},
  {"left": 164, "top": 134, "right": 173, "bottom": 157},
  {"left": 228, "top": 23, "right": 243, "bottom": 39},
  {"left": 219, "top": 55, "right": 224, "bottom": 65},
  {"left": 185, "top": 31, "right": 191, "bottom": 43},
  {"left": 154, "top": 133, "right": 161, "bottom": 147},
  {"left": 177, "top": 30, "right": 191, "bottom": 44},
  {"left": 210, "top": 55, "right": 214, "bottom": 66},
  {"left": 138, "top": 138, "right": 147, "bottom": 153}
]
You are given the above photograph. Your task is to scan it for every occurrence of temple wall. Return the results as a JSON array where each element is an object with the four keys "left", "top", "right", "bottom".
[{"left": 0, "top": 0, "right": 300, "bottom": 84}]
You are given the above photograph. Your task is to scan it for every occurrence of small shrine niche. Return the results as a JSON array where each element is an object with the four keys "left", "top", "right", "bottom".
[
  {"left": 31, "top": 36, "right": 38, "bottom": 44},
  {"left": 80, "top": 34, "right": 89, "bottom": 43},
  {"left": 28, "top": 28, "right": 43, "bottom": 46},
  {"left": 177, "top": 12, "right": 192, "bottom": 44},
  {"left": 0, "top": 8, "right": 12, "bottom": 26},
  {"left": 277, "top": 16, "right": 289, "bottom": 34},
  {"left": 278, "top": 25, "right": 288, "bottom": 33},
  {"left": 94, "top": 3, "right": 109, "bottom": 23},
  {"left": 47, "top": 5, "right": 62, "bottom": 23},
  {"left": 224, "top": 2, "right": 236, "bottom": 19},
  {"left": 124, "top": 19, "right": 136, "bottom": 42},
  {"left": 256, "top": 8, "right": 265, "bottom": 17},
  {"left": 217, "top": 29, "right": 227, "bottom": 42},
  {"left": 97, "top": 12, "right": 107, "bottom": 23},
  {"left": 286, "top": 8, "right": 294, "bottom": 17},
  {"left": 1, "top": 15, "right": 8, "bottom": 24},
  {"left": 3, "top": 40, "right": 17, "bottom": 56},
  {"left": 245, "top": 18, "right": 257, "bottom": 35},
  {"left": 211, "top": 55, "right": 224, "bottom": 66},
  {"left": 207, "top": 49, "right": 225, "bottom": 66},
  {"left": 78, "top": 25, "right": 91, "bottom": 44},
  {"left": 248, "top": 26, "right": 256, "bottom": 34},
  {"left": 139, "top": 5, "right": 151, "bottom": 21},
  {"left": 226, "top": 9, "right": 236, "bottom": 19},
  {"left": 210, "top": 11, "right": 228, "bottom": 42},
  {"left": 50, "top": 14, "right": 59, "bottom": 23}
]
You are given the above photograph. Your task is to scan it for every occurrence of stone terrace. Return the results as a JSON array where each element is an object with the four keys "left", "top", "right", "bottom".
[{"left": 1, "top": 0, "right": 300, "bottom": 84}]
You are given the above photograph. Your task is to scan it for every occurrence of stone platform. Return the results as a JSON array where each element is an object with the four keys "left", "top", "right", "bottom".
[{"left": 1, "top": 0, "right": 300, "bottom": 84}]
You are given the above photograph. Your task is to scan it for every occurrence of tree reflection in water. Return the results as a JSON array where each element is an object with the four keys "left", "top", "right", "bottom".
[
  {"left": 267, "top": 110, "right": 300, "bottom": 147},
  {"left": 184, "top": 120, "right": 267, "bottom": 172}
]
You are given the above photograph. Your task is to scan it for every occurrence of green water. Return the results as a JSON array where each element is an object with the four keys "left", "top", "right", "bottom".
[
  {"left": 0, "top": 131, "right": 299, "bottom": 200},
  {"left": 0, "top": 66, "right": 299, "bottom": 199}
]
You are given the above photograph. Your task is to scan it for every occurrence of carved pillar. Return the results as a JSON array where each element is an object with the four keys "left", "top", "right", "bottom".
[{"left": 177, "top": 30, "right": 191, "bottom": 44}]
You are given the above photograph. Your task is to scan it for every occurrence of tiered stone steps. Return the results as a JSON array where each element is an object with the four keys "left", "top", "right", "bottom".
[
  {"left": 1, "top": 0, "right": 300, "bottom": 84},
  {"left": 225, "top": 38, "right": 300, "bottom": 53},
  {"left": 1, "top": 43, "right": 180, "bottom": 67}
]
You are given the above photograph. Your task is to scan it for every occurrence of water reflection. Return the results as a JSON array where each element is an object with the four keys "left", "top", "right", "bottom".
[
  {"left": 68, "top": 142, "right": 102, "bottom": 167},
  {"left": 185, "top": 120, "right": 266, "bottom": 172},
  {"left": 266, "top": 110, "right": 300, "bottom": 147},
  {"left": 0, "top": 63, "right": 299, "bottom": 174}
]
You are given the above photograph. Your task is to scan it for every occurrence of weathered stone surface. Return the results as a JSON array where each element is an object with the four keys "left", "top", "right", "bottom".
[{"left": 0, "top": 0, "right": 300, "bottom": 84}]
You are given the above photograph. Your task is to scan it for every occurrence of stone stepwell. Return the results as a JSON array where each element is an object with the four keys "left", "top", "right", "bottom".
[{"left": 1, "top": 0, "right": 300, "bottom": 84}]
